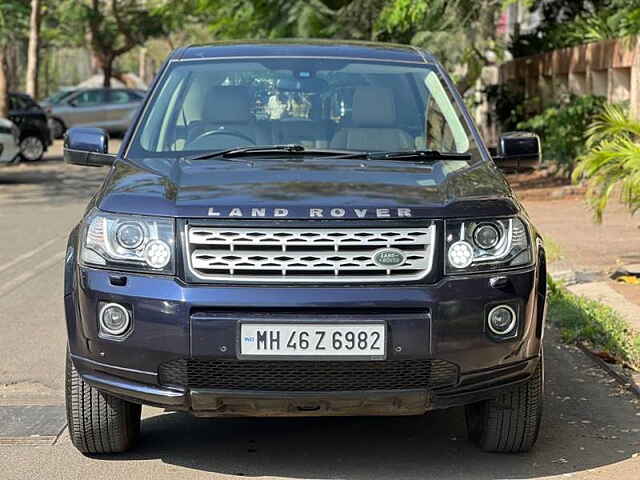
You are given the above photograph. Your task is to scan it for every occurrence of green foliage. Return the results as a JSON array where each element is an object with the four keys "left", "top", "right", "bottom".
[
  {"left": 194, "top": 0, "right": 339, "bottom": 39},
  {"left": 548, "top": 276, "right": 640, "bottom": 370},
  {"left": 0, "top": 0, "right": 29, "bottom": 44},
  {"left": 543, "top": 236, "right": 562, "bottom": 263},
  {"left": 56, "top": 0, "right": 167, "bottom": 50},
  {"left": 377, "top": 0, "right": 462, "bottom": 38},
  {"left": 517, "top": 95, "right": 606, "bottom": 176},
  {"left": 485, "top": 83, "right": 528, "bottom": 131},
  {"left": 510, "top": 1, "right": 640, "bottom": 58},
  {"left": 375, "top": 0, "right": 470, "bottom": 78},
  {"left": 375, "top": 0, "right": 508, "bottom": 92},
  {"left": 194, "top": 0, "right": 511, "bottom": 94},
  {"left": 572, "top": 105, "right": 640, "bottom": 221}
]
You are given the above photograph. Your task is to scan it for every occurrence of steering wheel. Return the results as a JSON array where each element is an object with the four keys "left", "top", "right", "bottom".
[{"left": 189, "top": 129, "right": 256, "bottom": 148}]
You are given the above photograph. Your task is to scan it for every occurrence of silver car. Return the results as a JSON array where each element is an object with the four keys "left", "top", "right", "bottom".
[
  {"left": 0, "top": 117, "right": 20, "bottom": 165},
  {"left": 48, "top": 88, "right": 145, "bottom": 138}
]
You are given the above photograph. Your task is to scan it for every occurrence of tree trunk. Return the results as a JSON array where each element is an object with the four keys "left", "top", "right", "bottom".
[
  {"left": 138, "top": 47, "right": 148, "bottom": 85},
  {"left": 102, "top": 59, "right": 113, "bottom": 88},
  {"left": 0, "top": 46, "right": 9, "bottom": 118},
  {"left": 26, "top": 0, "right": 42, "bottom": 99}
]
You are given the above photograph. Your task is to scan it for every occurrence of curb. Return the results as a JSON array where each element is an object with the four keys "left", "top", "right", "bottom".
[{"left": 577, "top": 342, "right": 640, "bottom": 399}]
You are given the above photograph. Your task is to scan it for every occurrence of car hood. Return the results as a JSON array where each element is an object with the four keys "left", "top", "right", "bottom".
[{"left": 97, "top": 157, "right": 518, "bottom": 219}]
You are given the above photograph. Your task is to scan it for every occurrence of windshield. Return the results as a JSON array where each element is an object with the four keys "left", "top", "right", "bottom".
[
  {"left": 127, "top": 57, "right": 481, "bottom": 163},
  {"left": 46, "top": 90, "right": 75, "bottom": 104}
]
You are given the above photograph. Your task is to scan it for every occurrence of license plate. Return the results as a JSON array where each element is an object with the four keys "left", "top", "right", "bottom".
[{"left": 239, "top": 323, "right": 386, "bottom": 358}]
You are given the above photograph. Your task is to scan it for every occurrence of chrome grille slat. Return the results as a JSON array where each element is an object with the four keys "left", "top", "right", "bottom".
[
  {"left": 191, "top": 249, "right": 429, "bottom": 271},
  {"left": 185, "top": 225, "right": 435, "bottom": 283},
  {"left": 188, "top": 228, "right": 431, "bottom": 246}
]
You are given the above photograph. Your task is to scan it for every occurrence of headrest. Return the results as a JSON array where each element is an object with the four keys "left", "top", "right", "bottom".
[
  {"left": 203, "top": 86, "right": 251, "bottom": 124},
  {"left": 351, "top": 87, "right": 397, "bottom": 128}
]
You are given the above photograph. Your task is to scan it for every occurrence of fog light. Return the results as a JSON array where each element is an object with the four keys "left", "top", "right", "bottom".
[
  {"left": 487, "top": 305, "right": 517, "bottom": 336},
  {"left": 448, "top": 241, "right": 474, "bottom": 269},
  {"left": 99, "top": 303, "right": 130, "bottom": 336}
]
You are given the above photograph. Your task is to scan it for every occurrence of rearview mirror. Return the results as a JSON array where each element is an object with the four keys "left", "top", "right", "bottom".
[
  {"left": 493, "top": 132, "right": 541, "bottom": 173},
  {"left": 64, "top": 127, "right": 115, "bottom": 167}
]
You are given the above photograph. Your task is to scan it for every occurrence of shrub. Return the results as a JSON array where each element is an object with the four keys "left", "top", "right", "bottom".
[
  {"left": 572, "top": 104, "right": 640, "bottom": 221},
  {"left": 484, "top": 84, "right": 529, "bottom": 132},
  {"left": 517, "top": 95, "right": 606, "bottom": 177}
]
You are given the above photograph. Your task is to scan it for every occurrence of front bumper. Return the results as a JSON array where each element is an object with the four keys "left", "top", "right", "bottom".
[
  {"left": 66, "top": 264, "right": 544, "bottom": 416},
  {"left": 72, "top": 353, "right": 540, "bottom": 416}
]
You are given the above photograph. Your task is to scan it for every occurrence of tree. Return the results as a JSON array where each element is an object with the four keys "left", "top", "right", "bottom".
[
  {"left": 194, "top": 0, "right": 509, "bottom": 96},
  {"left": 59, "top": 0, "right": 167, "bottom": 87},
  {"left": 0, "top": 1, "right": 29, "bottom": 117},
  {"left": 194, "top": 0, "right": 338, "bottom": 40},
  {"left": 26, "top": 0, "right": 42, "bottom": 99},
  {"left": 376, "top": 0, "right": 508, "bottom": 95}
]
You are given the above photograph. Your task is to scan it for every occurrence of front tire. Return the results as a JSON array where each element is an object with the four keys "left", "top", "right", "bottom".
[
  {"left": 65, "top": 350, "right": 141, "bottom": 454},
  {"left": 465, "top": 359, "right": 543, "bottom": 453},
  {"left": 50, "top": 118, "right": 65, "bottom": 139}
]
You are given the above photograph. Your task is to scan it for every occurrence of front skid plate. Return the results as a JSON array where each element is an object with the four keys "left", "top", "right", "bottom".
[{"left": 188, "top": 389, "right": 430, "bottom": 417}]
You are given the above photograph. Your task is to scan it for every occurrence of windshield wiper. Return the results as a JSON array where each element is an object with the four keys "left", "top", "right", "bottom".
[
  {"left": 184, "top": 146, "right": 470, "bottom": 162},
  {"left": 184, "top": 144, "right": 355, "bottom": 161},
  {"left": 366, "top": 150, "right": 471, "bottom": 161}
]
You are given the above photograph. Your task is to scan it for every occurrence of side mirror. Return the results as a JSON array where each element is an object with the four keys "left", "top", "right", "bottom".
[
  {"left": 64, "top": 127, "right": 115, "bottom": 167},
  {"left": 493, "top": 132, "right": 541, "bottom": 173}
]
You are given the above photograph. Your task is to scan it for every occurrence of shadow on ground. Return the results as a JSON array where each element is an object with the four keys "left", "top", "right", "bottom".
[
  {"left": 94, "top": 328, "right": 640, "bottom": 479},
  {"left": 0, "top": 155, "right": 106, "bottom": 205}
]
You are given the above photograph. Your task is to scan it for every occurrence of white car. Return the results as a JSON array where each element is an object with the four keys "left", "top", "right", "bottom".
[{"left": 0, "top": 117, "right": 20, "bottom": 165}]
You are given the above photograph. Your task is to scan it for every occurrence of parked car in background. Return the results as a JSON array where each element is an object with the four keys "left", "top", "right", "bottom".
[
  {"left": 40, "top": 88, "right": 78, "bottom": 110},
  {"left": 48, "top": 88, "right": 145, "bottom": 139},
  {"left": 9, "top": 92, "right": 52, "bottom": 162},
  {"left": 0, "top": 118, "right": 20, "bottom": 165}
]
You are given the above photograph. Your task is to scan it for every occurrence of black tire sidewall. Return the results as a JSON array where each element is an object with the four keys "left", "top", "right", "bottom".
[
  {"left": 51, "top": 119, "right": 65, "bottom": 139},
  {"left": 465, "top": 356, "right": 544, "bottom": 453}
]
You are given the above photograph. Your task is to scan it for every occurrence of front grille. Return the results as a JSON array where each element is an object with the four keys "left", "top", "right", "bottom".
[
  {"left": 158, "top": 359, "right": 458, "bottom": 392},
  {"left": 185, "top": 225, "right": 436, "bottom": 283}
]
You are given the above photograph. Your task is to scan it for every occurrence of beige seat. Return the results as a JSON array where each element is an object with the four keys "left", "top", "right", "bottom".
[
  {"left": 330, "top": 87, "right": 413, "bottom": 151},
  {"left": 187, "top": 86, "right": 271, "bottom": 147}
]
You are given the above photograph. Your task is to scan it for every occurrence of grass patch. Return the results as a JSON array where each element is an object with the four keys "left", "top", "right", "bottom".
[
  {"left": 548, "top": 277, "right": 640, "bottom": 370},
  {"left": 544, "top": 236, "right": 563, "bottom": 262}
]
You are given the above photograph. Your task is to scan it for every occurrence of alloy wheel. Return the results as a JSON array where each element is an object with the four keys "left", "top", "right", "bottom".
[{"left": 20, "top": 136, "right": 45, "bottom": 161}]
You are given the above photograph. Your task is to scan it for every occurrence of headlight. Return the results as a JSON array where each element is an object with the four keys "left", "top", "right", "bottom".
[
  {"left": 445, "top": 217, "right": 531, "bottom": 274},
  {"left": 80, "top": 210, "right": 175, "bottom": 274}
]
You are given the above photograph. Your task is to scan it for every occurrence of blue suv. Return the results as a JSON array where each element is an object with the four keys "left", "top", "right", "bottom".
[{"left": 63, "top": 40, "right": 546, "bottom": 454}]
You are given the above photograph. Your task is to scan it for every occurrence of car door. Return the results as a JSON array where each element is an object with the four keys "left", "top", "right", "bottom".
[
  {"left": 60, "top": 89, "right": 109, "bottom": 128},
  {"left": 8, "top": 94, "right": 29, "bottom": 131},
  {"left": 104, "top": 90, "right": 143, "bottom": 132}
]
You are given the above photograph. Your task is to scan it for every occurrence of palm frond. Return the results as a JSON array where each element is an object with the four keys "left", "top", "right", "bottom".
[{"left": 574, "top": 112, "right": 640, "bottom": 222}]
